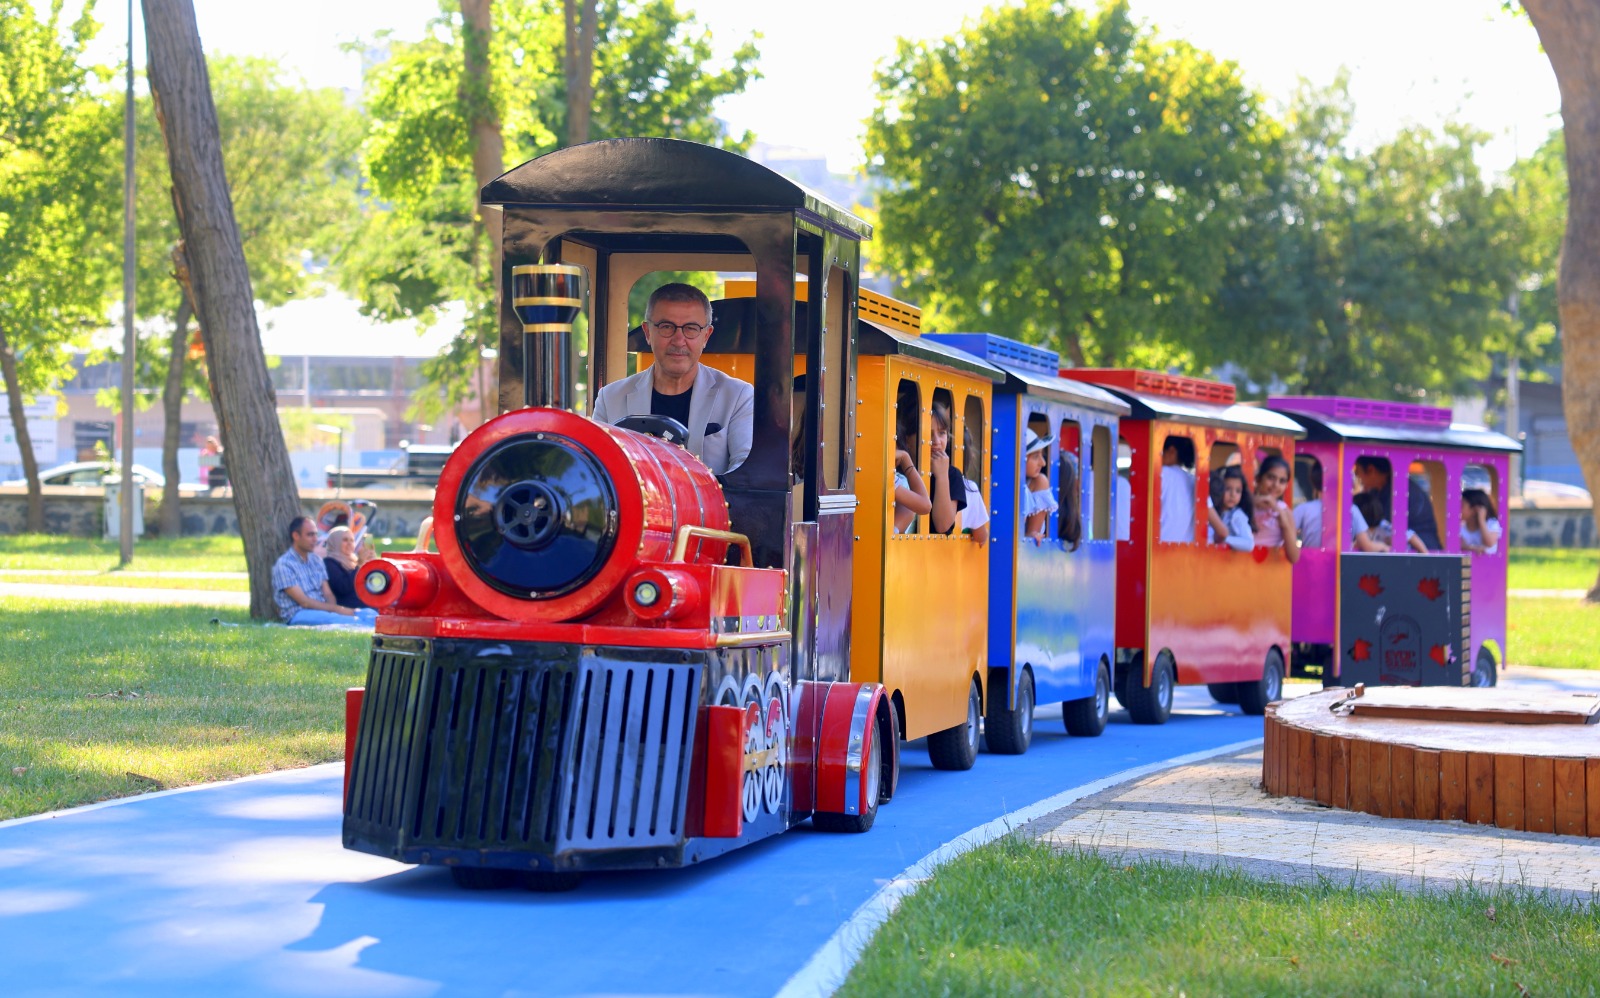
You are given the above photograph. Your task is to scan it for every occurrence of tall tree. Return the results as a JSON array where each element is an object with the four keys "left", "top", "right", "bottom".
[
  {"left": 1215, "top": 79, "right": 1521, "bottom": 399},
  {"left": 126, "top": 58, "right": 364, "bottom": 536},
  {"left": 563, "top": 0, "right": 598, "bottom": 146},
  {"left": 1517, "top": 0, "right": 1600, "bottom": 599},
  {"left": 865, "top": 0, "right": 1276, "bottom": 368},
  {"left": 343, "top": 0, "right": 758, "bottom": 422},
  {"left": 142, "top": 0, "right": 300, "bottom": 619},
  {"left": 0, "top": 1, "right": 120, "bottom": 530}
]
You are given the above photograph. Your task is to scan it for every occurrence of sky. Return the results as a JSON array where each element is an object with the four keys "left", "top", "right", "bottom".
[{"left": 74, "top": 0, "right": 1561, "bottom": 175}]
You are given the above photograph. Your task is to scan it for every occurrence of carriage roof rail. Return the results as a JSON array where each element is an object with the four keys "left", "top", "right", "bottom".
[
  {"left": 921, "top": 333, "right": 1057, "bottom": 375},
  {"left": 1267, "top": 395, "right": 1451, "bottom": 428},
  {"left": 722, "top": 279, "right": 921, "bottom": 335},
  {"left": 1061, "top": 369, "right": 1237, "bottom": 405}
]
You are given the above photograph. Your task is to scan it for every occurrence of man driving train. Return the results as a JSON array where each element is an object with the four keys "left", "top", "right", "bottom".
[{"left": 591, "top": 283, "right": 754, "bottom": 475}]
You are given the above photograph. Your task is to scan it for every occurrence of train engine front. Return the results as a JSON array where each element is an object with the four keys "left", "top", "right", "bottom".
[{"left": 342, "top": 139, "right": 901, "bottom": 889}]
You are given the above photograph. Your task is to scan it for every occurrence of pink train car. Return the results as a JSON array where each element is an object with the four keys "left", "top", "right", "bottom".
[{"left": 1267, "top": 396, "right": 1520, "bottom": 687}]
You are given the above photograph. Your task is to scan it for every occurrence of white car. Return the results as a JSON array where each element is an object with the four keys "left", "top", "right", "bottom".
[{"left": 2, "top": 461, "right": 204, "bottom": 490}]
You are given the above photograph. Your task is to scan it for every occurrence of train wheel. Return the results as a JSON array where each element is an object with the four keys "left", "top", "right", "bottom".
[
  {"left": 1124, "top": 651, "right": 1174, "bottom": 725},
  {"left": 1471, "top": 647, "right": 1499, "bottom": 687},
  {"left": 1207, "top": 683, "right": 1240, "bottom": 705},
  {"left": 1063, "top": 659, "right": 1111, "bottom": 737},
  {"left": 450, "top": 866, "right": 518, "bottom": 890},
  {"left": 812, "top": 718, "right": 882, "bottom": 833},
  {"left": 521, "top": 870, "right": 583, "bottom": 893},
  {"left": 1238, "top": 648, "right": 1285, "bottom": 716},
  {"left": 927, "top": 679, "right": 981, "bottom": 771},
  {"left": 984, "top": 667, "right": 1034, "bottom": 755},
  {"left": 1113, "top": 657, "right": 1137, "bottom": 712}
]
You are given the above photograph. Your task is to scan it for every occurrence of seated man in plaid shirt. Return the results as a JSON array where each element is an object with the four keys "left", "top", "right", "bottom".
[{"left": 272, "top": 516, "right": 377, "bottom": 626}]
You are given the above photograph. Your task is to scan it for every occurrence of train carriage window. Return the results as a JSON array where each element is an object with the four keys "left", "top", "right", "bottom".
[
  {"left": 929, "top": 387, "right": 961, "bottom": 535},
  {"left": 1461, "top": 463, "right": 1502, "bottom": 556},
  {"left": 1157, "top": 434, "right": 1197, "bottom": 544},
  {"left": 1293, "top": 454, "right": 1326, "bottom": 549},
  {"left": 823, "top": 265, "right": 849, "bottom": 490},
  {"left": 1409, "top": 460, "right": 1446, "bottom": 551},
  {"left": 1207, "top": 441, "right": 1246, "bottom": 547},
  {"left": 1058, "top": 420, "right": 1084, "bottom": 549},
  {"left": 1116, "top": 436, "right": 1132, "bottom": 542},
  {"left": 893, "top": 379, "right": 923, "bottom": 535},
  {"left": 1026, "top": 413, "right": 1054, "bottom": 540},
  {"left": 1089, "top": 425, "right": 1112, "bottom": 541},
  {"left": 962, "top": 395, "right": 987, "bottom": 536},
  {"left": 1351, "top": 454, "right": 1396, "bottom": 551}
]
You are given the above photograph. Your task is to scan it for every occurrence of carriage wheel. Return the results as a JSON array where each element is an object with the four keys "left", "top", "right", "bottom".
[
  {"left": 1207, "top": 683, "right": 1241, "bottom": 705},
  {"left": 1238, "top": 648, "right": 1285, "bottom": 716},
  {"left": 1471, "top": 646, "right": 1499, "bottom": 687},
  {"left": 984, "top": 667, "right": 1034, "bottom": 755},
  {"left": 1124, "top": 651, "right": 1175, "bottom": 725},
  {"left": 1063, "top": 658, "right": 1111, "bottom": 737},
  {"left": 927, "top": 679, "right": 982, "bottom": 771},
  {"left": 812, "top": 718, "right": 881, "bottom": 833}
]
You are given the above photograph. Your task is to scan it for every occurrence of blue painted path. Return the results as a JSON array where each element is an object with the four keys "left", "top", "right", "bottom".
[{"left": 1, "top": 694, "right": 1262, "bottom": 997}]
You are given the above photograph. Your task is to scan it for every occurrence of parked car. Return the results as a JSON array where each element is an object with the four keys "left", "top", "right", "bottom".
[{"left": 2, "top": 461, "right": 204, "bottom": 490}]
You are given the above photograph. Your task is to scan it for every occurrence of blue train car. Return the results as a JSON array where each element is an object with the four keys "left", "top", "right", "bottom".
[{"left": 925, "top": 334, "right": 1130, "bottom": 753}]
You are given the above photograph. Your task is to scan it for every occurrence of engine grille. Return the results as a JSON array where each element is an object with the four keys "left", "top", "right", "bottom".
[{"left": 346, "top": 638, "right": 702, "bottom": 858}]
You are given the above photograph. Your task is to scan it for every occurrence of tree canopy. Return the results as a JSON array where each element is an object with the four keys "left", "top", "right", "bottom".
[{"left": 865, "top": 0, "right": 1277, "bottom": 369}]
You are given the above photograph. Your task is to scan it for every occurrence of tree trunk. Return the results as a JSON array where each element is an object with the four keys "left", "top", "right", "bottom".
[
  {"left": 564, "top": 0, "right": 599, "bottom": 147},
  {"left": 0, "top": 321, "right": 44, "bottom": 532},
  {"left": 1521, "top": 0, "right": 1600, "bottom": 601},
  {"left": 158, "top": 296, "right": 192, "bottom": 538},
  {"left": 143, "top": 0, "right": 301, "bottom": 619},
  {"left": 461, "top": 0, "right": 504, "bottom": 421}
]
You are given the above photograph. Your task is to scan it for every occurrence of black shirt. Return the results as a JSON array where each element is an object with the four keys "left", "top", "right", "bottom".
[
  {"left": 651, "top": 387, "right": 693, "bottom": 430},
  {"left": 933, "top": 466, "right": 970, "bottom": 535},
  {"left": 325, "top": 559, "right": 362, "bottom": 609}
]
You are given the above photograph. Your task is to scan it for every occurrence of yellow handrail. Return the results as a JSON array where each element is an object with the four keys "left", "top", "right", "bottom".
[{"left": 670, "top": 525, "right": 754, "bottom": 568}]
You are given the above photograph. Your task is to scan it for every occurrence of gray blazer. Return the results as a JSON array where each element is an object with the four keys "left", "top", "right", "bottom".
[{"left": 591, "top": 364, "right": 754, "bottom": 475}]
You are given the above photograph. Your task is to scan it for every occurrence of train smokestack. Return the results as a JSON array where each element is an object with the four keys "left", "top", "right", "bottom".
[{"left": 510, "top": 263, "right": 587, "bottom": 410}]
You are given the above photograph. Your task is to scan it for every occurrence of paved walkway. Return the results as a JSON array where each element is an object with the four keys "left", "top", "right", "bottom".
[
  {"left": 1029, "top": 744, "right": 1600, "bottom": 900},
  {"left": 1509, "top": 588, "right": 1591, "bottom": 599}
]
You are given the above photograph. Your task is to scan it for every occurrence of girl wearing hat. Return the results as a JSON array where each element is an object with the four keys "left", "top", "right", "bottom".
[{"left": 1023, "top": 428, "right": 1057, "bottom": 541}]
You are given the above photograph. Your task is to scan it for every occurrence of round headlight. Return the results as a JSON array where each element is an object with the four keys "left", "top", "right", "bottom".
[
  {"left": 364, "top": 571, "right": 391, "bottom": 595},
  {"left": 633, "top": 580, "right": 660, "bottom": 607}
]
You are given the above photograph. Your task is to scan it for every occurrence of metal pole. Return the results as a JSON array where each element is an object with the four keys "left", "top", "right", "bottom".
[
  {"left": 336, "top": 427, "right": 343, "bottom": 497},
  {"left": 1506, "top": 290, "right": 1522, "bottom": 499},
  {"left": 119, "top": 0, "right": 136, "bottom": 565}
]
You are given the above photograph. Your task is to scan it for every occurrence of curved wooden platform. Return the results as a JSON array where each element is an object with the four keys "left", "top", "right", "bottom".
[{"left": 1264, "top": 689, "right": 1600, "bottom": 837}]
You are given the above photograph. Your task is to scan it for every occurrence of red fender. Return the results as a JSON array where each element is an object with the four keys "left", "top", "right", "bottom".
[
  {"left": 343, "top": 687, "right": 364, "bottom": 809},
  {"left": 816, "top": 683, "right": 890, "bottom": 817}
]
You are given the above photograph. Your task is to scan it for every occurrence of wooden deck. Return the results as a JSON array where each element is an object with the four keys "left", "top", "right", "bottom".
[{"left": 1263, "top": 688, "right": 1600, "bottom": 837}]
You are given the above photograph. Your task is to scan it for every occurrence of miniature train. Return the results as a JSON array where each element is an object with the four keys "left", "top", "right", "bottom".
[{"left": 340, "top": 138, "right": 1518, "bottom": 888}]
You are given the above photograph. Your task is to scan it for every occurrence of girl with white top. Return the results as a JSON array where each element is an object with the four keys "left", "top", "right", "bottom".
[
  {"left": 1460, "top": 488, "right": 1502, "bottom": 555},
  {"left": 1022, "top": 429, "right": 1057, "bottom": 541},
  {"left": 1207, "top": 466, "right": 1255, "bottom": 552},
  {"left": 893, "top": 434, "right": 931, "bottom": 534}
]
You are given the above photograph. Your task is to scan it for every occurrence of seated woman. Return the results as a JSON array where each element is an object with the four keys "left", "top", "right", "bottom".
[
  {"left": 1022, "top": 429, "right": 1056, "bottom": 541},
  {"left": 1252, "top": 456, "right": 1301, "bottom": 563},
  {"left": 323, "top": 525, "right": 366, "bottom": 609},
  {"left": 893, "top": 432, "right": 931, "bottom": 534},
  {"left": 1460, "top": 488, "right": 1502, "bottom": 554},
  {"left": 1351, "top": 490, "right": 1426, "bottom": 553},
  {"left": 927, "top": 402, "right": 969, "bottom": 535}
]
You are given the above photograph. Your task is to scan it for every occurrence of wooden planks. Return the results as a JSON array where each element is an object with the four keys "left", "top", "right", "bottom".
[{"left": 1261, "top": 690, "right": 1600, "bottom": 839}]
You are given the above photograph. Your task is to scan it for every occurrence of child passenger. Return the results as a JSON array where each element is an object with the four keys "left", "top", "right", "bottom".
[
  {"left": 1351, "top": 490, "right": 1427, "bottom": 553},
  {"left": 1022, "top": 429, "right": 1057, "bottom": 541},
  {"left": 927, "top": 402, "right": 969, "bottom": 535},
  {"left": 1207, "top": 466, "right": 1255, "bottom": 552},
  {"left": 893, "top": 433, "right": 931, "bottom": 534},
  {"left": 1252, "top": 456, "right": 1301, "bottom": 563},
  {"left": 1460, "top": 489, "right": 1502, "bottom": 554}
]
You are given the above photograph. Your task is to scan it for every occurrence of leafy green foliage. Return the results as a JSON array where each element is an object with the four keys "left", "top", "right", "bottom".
[
  {"left": 865, "top": 0, "right": 1277, "bottom": 368},
  {"left": 0, "top": 1, "right": 120, "bottom": 398},
  {"left": 1216, "top": 77, "right": 1525, "bottom": 399},
  {"left": 1503, "top": 128, "right": 1566, "bottom": 373},
  {"left": 345, "top": 0, "right": 759, "bottom": 420}
]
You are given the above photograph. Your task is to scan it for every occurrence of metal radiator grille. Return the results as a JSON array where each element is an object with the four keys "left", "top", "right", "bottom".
[{"left": 349, "top": 642, "right": 701, "bottom": 854}]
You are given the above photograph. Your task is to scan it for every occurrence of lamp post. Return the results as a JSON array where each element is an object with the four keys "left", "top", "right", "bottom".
[
  {"left": 119, "top": 0, "right": 136, "bottom": 565},
  {"left": 316, "top": 424, "right": 344, "bottom": 497}
]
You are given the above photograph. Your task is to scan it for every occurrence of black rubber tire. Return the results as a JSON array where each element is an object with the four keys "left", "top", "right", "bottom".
[
  {"left": 1207, "top": 683, "right": 1240, "bottom": 705},
  {"left": 927, "top": 679, "right": 981, "bottom": 771},
  {"left": 1237, "top": 648, "right": 1285, "bottom": 716},
  {"left": 521, "top": 870, "right": 582, "bottom": 892},
  {"left": 1113, "top": 660, "right": 1134, "bottom": 711},
  {"left": 984, "top": 668, "right": 1034, "bottom": 755},
  {"left": 1471, "top": 646, "right": 1499, "bottom": 688},
  {"left": 1124, "top": 652, "right": 1175, "bottom": 726},
  {"left": 1063, "top": 659, "right": 1111, "bottom": 737},
  {"left": 812, "top": 718, "right": 882, "bottom": 833},
  {"left": 450, "top": 866, "right": 518, "bottom": 890}
]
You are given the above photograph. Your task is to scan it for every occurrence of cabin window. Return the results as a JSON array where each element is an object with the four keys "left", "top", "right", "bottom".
[
  {"left": 962, "top": 395, "right": 986, "bottom": 533},
  {"left": 1351, "top": 454, "right": 1395, "bottom": 550},
  {"left": 1293, "top": 454, "right": 1326, "bottom": 550},
  {"left": 1157, "top": 434, "right": 1198, "bottom": 544},
  {"left": 931, "top": 387, "right": 959, "bottom": 534},
  {"left": 1116, "top": 435, "right": 1133, "bottom": 542},
  {"left": 1409, "top": 460, "right": 1447, "bottom": 551},
  {"left": 1058, "top": 419, "right": 1084, "bottom": 550},
  {"left": 1461, "top": 463, "right": 1502, "bottom": 556},
  {"left": 892, "top": 379, "right": 922, "bottom": 535},
  {"left": 1090, "top": 425, "right": 1112, "bottom": 542},
  {"left": 823, "top": 265, "right": 849, "bottom": 490},
  {"left": 1026, "top": 413, "right": 1054, "bottom": 539}
]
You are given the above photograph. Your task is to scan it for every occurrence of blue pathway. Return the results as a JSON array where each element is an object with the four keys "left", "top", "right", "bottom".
[{"left": 0, "top": 695, "right": 1260, "bottom": 997}]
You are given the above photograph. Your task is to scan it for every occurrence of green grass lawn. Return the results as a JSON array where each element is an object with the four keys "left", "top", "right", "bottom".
[
  {"left": 0, "top": 573, "right": 249, "bottom": 592},
  {"left": 1509, "top": 547, "right": 1598, "bottom": 591},
  {"left": 1509, "top": 596, "right": 1600, "bottom": 670},
  {"left": 0, "top": 534, "right": 247, "bottom": 573},
  {"left": 842, "top": 838, "right": 1600, "bottom": 997},
  {"left": 0, "top": 598, "right": 369, "bottom": 820}
]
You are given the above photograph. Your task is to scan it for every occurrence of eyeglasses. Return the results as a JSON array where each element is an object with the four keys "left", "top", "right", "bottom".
[{"left": 647, "top": 320, "right": 708, "bottom": 341}]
